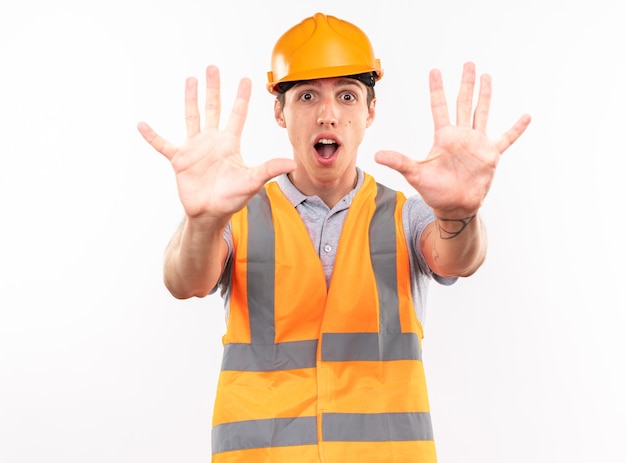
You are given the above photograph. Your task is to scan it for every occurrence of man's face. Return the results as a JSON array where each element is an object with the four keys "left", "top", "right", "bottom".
[{"left": 274, "top": 77, "right": 376, "bottom": 192}]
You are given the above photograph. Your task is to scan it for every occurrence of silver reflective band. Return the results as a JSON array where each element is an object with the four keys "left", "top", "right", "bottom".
[
  {"left": 221, "top": 340, "right": 318, "bottom": 371},
  {"left": 321, "top": 332, "right": 422, "bottom": 362},
  {"left": 370, "top": 183, "right": 402, "bottom": 333},
  {"left": 323, "top": 412, "right": 434, "bottom": 442},
  {"left": 246, "top": 191, "right": 276, "bottom": 345},
  {"left": 212, "top": 416, "right": 318, "bottom": 454}
]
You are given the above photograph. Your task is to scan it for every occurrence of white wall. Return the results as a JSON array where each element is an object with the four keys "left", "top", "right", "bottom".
[{"left": 1, "top": 0, "right": 624, "bottom": 461}]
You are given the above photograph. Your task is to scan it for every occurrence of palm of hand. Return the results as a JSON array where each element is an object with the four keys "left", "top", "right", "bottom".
[
  {"left": 169, "top": 129, "right": 254, "bottom": 219},
  {"left": 137, "top": 66, "right": 296, "bottom": 221},
  {"left": 375, "top": 62, "right": 530, "bottom": 218},
  {"left": 412, "top": 125, "right": 500, "bottom": 215}
]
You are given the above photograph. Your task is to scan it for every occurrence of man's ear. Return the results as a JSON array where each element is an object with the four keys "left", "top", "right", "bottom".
[
  {"left": 274, "top": 99, "right": 286, "bottom": 128},
  {"left": 366, "top": 97, "right": 376, "bottom": 128}
]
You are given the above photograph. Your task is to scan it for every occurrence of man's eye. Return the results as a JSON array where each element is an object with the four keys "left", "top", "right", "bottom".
[
  {"left": 340, "top": 93, "right": 356, "bottom": 102},
  {"left": 300, "top": 92, "right": 314, "bottom": 101}
]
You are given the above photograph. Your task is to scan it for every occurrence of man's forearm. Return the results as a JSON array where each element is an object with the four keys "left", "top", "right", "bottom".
[
  {"left": 421, "top": 214, "right": 487, "bottom": 278},
  {"left": 163, "top": 215, "right": 230, "bottom": 299}
]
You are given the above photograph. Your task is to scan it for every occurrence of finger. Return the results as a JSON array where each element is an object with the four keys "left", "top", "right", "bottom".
[
  {"left": 204, "top": 65, "right": 221, "bottom": 130},
  {"left": 137, "top": 121, "right": 177, "bottom": 160},
  {"left": 225, "top": 77, "right": 252, "bottom": 138},
  {"left": 185, "top": 77, "right": 200, "bottom": 138},
  {"left": 429, "top": 69, "right": 450, "bottom": 130},
  {"left": 472, "top": 73, "right": 492, "bottom": 133},
  {"left": 456, "top": 62, "right": 476, "bottom": 127},
  {"left": 495, "top": 113, "right": 532, "bottom": 154}
]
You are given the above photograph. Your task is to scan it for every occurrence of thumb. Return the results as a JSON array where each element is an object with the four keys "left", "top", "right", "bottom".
[
  {"left": 374, "top": 150, "right": 418, "bottom": 176},
  {"left": 137, "top": 121, "right": 177, "bottom": 160},
  {"left": 253, "top": 158, "right": 297, "bottom": 184}
]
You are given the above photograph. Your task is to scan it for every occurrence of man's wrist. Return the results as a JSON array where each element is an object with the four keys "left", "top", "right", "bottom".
[{"left": 435, "top": 214, "right": 477, "bottom": 240}]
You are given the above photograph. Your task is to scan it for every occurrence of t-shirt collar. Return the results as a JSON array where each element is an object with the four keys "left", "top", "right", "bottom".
[{"left": 276, "top": 167, "right": 365, "bottom": 210}]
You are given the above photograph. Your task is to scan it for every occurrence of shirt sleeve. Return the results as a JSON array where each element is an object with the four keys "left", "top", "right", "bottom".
[
  {"left": 209, "top": 221, "right": 234, "bottom": 297},
  {"left": 402, "top": 194, "right": 457, "bottom": 285},
  {"left": 402, "top": 194, "right": 457, "bottom": 325}
]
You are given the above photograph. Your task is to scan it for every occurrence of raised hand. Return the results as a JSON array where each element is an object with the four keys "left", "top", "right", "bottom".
[
  {"left": 137, "top": 65, "right": 296, "bottom": 221},
  {"left": 375, "top": 62, "right": 530, "bottom": 219}
]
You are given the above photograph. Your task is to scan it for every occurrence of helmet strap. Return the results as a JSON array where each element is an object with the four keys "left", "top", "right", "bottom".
[{"left": 276, "top": 72, "right": 377, "bottom": 95}]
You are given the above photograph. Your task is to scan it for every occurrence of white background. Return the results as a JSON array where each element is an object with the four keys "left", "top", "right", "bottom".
[{"left": 1, "top": 0, "right": 625, "bottom": 461}]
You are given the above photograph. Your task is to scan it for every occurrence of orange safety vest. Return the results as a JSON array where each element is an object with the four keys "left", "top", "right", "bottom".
[{"left": 212, "top": 174, "right": 437, "bottom": 463}]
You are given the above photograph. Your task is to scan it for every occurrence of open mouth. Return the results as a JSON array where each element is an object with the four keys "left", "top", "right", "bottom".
[{"left": 314, "top": 138, "right": 339, "bottom": 159}]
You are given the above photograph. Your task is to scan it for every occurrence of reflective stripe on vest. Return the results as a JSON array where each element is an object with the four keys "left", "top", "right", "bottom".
[
  {"left": 213, "top": 416, "right": 318, "bottom": 454},
  {"left": 213, "top": 412, "right": 433, "bottom": 454},
  {"left": 212, "top": 176, "right": 435, "bottom": 462}
]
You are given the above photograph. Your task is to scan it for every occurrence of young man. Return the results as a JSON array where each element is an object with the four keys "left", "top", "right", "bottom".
[{"left": 138, "top": 12, "right": 530, "bottom": 463}]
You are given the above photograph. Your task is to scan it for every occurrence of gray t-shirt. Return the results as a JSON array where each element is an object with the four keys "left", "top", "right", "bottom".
[{"left": 216, "top": 168, "right": 456, "bottom": 325}]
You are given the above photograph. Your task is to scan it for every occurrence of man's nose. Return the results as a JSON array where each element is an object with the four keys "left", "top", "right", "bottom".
[{"left": 317, "top": 98, "right": 338, "bottom": 127}]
